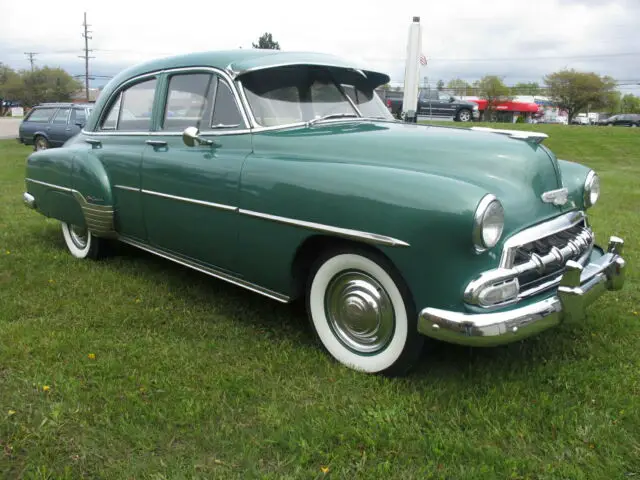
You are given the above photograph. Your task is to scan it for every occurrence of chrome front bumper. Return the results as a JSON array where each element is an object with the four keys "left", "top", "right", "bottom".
[{"left": 418, "top": 236, "right": 626, "bottom": 346}]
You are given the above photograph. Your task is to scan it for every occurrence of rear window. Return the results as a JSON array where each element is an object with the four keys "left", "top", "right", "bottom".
[{"left": 25, "top": 108, "right": 56, "bottom": 122}]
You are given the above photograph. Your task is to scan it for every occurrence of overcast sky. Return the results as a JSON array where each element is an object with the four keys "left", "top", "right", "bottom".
[{"left": 2, "top": 0, "right": 639, "bottom": 94}]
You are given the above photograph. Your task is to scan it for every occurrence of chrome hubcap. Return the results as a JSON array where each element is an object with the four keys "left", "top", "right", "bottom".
[
  {"left": 36, "top": 139, "right": 47, "bottom": 150},
  {"left": 69, "top": 225, "right": 88, "bottom": 249},
  {"left": 325, "top": 271, "right": 395, "bottom": 354},
  {"left": 460, "top": 111, "right": 470, "bottom": 121}
]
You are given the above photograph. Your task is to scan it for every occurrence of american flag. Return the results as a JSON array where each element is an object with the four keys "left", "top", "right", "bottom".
[{"left": 419, "top": 54, "right": 427, "bottom": 66}]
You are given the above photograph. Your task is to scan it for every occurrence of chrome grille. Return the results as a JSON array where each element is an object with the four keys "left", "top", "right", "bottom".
[{"left": 512, "top": 220, "right": 594, "bottom": 294}]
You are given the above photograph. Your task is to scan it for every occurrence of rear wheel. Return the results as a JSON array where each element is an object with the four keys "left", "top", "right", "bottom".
[
  {"left": 456, "top": 108, "right": 472, "bottom": 122},
  {"left": 61, "top": 222, "right": 107, "bottom": 259},
  {"left": 306, "top": 248, "right": 423, "bottom": 376},
  {"left": 34, "top": 136, "right": 49, "bottom": 151}
]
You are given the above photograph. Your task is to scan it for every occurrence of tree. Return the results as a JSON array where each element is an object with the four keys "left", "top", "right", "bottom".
[
  {"left": 477, "top": 75, "right": 511, "bottom": 121},
  {"left": 252, "top": 32, "right": 280, "bottom": 50},
  {"left": 0, "top": 63, "right": 21, "bottom": 115},
  {"left": 18, "top": 67, "right": 82, "bottom": 107},
  {"left": 621, "top": 93, "right": 640, "bottom": 113},
  {"left": 446, "top": 78, "right": 470, "bottom": 96},
  {"left": 512, "top": 82, "right": 542, "bottom": 96},
  {"left": 544, "top": 69, "right": 617, "bottom": 122},
  {"left": 436, "top": 79, "right": 444, "bottom": 91}
]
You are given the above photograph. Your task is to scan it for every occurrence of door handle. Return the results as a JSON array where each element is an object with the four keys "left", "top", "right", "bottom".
[
  {"left": 65, "top": 128, "right": 72, "bottom": 131},
  {"left": 85, "top": 138, "right": 102, "bottom": 147},
  {"left": 145, "top": 140, "right": 167, "bottom": 147}
]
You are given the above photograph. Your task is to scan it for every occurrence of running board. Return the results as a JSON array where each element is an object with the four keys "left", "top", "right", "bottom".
[
  {"left": 470, "top": 126, "right": 548, "bottom": 144},
  {"left": 119, "top": 236, "right": 291, "bottom": 304}
]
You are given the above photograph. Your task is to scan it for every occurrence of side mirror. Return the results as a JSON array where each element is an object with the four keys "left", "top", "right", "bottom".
[
  {"left": 449, "top": 96, "right": 455, "bottom": 103},
  {"left": 75, "top": 122, "right": 85, "bottom": 128},
  {"left": 182, "top": 126, "right": 213, "bottom": 147}
]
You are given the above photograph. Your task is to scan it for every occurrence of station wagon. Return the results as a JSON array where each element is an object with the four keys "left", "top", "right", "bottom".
[{"left": 18, "top": 103, "right": 93, "bottom": 151}]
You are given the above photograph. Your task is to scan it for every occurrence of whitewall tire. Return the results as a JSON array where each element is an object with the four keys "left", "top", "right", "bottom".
[
  {"left": 61, "top": 222, "right": 104, "bottom": 259},
  {"left": 307, "top": 249, "right": 423, "bottom": 376}
]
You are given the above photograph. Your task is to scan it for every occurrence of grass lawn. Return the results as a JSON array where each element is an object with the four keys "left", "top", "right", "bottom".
[{"left": 1, "top": 125, "right": 639, "bottom": 479}]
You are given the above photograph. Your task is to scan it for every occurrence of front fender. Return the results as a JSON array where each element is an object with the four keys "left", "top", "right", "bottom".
[{"left": 237, "top": 153, "right": 496, "bottom": 310}]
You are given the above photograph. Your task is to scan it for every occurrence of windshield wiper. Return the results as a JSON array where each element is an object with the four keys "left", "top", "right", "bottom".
[{"left": 306, "top": 113, "right": 359, "bottom": 126}]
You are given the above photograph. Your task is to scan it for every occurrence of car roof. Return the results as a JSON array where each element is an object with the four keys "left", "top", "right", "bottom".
[{"left": 85, "top": 49, "right": 390, "bottom": 131}]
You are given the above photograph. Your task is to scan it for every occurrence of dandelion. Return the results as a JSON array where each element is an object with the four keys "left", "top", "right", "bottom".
[
  {"left": 8, "top": 410, "right": 16, "bottom": 416},
  {"left": 135, "top": 298, "right": 141, "bottom": 303},
  {"left": 48, "top": 279, "right": 54, "bottom": 284},
  {"left": 634, "top": 311, "right": 638, "bottom": 316},
  {"left": 88, "top": 353, "right": 96, "bottom": 360},
  {"left": 321, "top": 466, "right": 329, "bottom": 474},
  {"left": 5, "top": 251, "right": 10, "bottom": 255},
  {"left": 42, "top": 385, "right": 50, "bottom": 392}
]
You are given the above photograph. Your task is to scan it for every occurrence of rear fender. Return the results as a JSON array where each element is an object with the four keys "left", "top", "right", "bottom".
[{"left": 70, "top": 148, "right": 116, "bottom": 238}]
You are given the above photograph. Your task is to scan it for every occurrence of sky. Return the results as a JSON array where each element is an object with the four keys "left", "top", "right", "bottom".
[{"left": 2, "top": 0, "right": 639, "bottom": 95}]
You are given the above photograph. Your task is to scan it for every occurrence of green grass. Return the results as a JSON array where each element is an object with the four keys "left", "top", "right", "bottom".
[{"left": 1, "top": 126, "right": 639, "bottom": 479}]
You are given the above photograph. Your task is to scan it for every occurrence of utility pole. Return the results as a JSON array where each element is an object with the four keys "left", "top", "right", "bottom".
[
  {"left": 24, "top": 52, "right": 38, "bottom": 71},
  {"left": 79, "top": 12, "right": 94, "bottom": 102}
]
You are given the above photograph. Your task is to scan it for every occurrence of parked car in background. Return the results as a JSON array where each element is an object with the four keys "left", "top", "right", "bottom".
[
  {"left": 22, "top": 50, "right": 626, "bottom": 376},
  {"left": 606, "top": 114, "right": 640, "bottom": 127},
  {"left": 18, "top": 103, "right": 93, "bottom": 151},
  {"left": 384, "top": 89, "right": 479, "bottom": 122},
  {"left": 571, "top": 113, "right": 590, "bottom": 125}
]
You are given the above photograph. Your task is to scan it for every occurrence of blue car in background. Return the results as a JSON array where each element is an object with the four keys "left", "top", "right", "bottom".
[{"left": 18, "top": 103, "right": 93, "bottom": 151}]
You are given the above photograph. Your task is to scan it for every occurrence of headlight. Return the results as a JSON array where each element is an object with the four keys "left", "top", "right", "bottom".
[
  {"left": 583, "top": 170, "right": 600, "bottom": 208},
  {"left": 473, "top": 104, "right": 479, "bottom": 110},
  {"left": 472, "top": 195, "right": 505, "bottom": 252}
]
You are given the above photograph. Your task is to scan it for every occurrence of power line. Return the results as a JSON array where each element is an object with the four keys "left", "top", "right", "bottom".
[
  {"left": 79, "top": 12, "right": 95, "bottom": 102},
  {"left": 24, "top": 52, "right": 38, "bottom": 71}
]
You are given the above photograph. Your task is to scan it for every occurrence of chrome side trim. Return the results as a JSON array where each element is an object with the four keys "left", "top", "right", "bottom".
[
  {"left": 500, "top": 211, "right": 586, "bottom": 268},
  {"left": 239, "top": 209, "right": 410, "bottom": 247},
  {"left": 25, "top": 178, "right": 73, "bottom": 192},
  {"left": 114, "top": 184, "right": 141, "bottom": 192},
  {"left": 141, "top": 189, "right": 237, "bottom": 212},
  {"left": 118, "top": 236, "right": 290, "bottom": 303}
]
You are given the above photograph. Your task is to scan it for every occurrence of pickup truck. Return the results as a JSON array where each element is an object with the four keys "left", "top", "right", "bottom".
[{"left": 383, "top": 89, "right": 480, "bottom": 122}]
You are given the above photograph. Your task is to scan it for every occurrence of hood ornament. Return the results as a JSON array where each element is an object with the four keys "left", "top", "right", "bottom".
[{"left": 541, "top": 188, "right": 569, "bottom": 206}]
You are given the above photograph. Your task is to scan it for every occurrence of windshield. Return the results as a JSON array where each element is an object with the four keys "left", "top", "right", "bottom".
[{"left": 241, "top": 65, "right": 393, "bottom": 127}]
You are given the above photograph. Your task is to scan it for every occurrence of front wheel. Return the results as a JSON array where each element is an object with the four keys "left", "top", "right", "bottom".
[
  {"left": 61, "top": 222, "right": 106, "bottom": 259},
  {"left": 456, "top": 108, "right": 472, "bottom": 122},
  {"left": 306, "top": 249, "right": 424, "bottom": 376}
]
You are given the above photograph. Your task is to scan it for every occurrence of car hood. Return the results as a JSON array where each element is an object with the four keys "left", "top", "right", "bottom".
[{"left": 255, "top": 121, "right": 572, "bottom": 229}]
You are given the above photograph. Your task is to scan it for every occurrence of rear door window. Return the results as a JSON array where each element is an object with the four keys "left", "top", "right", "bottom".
[
  {"left": 163, "top": 73, "right": 213, "bottom": 131},
  {"left": 100, "top": 78, "right": 157, "bottom": 131},
  {"left": 51, "top": 108, "right": 71, "bottom": 124},
  {"left": 25, "top": 108, "right": 56, "bottom": 123}
]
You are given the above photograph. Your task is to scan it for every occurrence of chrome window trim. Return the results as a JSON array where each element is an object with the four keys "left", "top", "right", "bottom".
[
  {"left": 500, "top": 210, "right": 586, "bottom": 268},
  {"left": 87, "top": 66, "right": 251, "bottom": 135},
  {"left": 238, "top": 209, "right": 410, "bottom": 247},
  {"left": 141, "top": 189, "right": 236, "bottom": 212},
  {"left": 118, "top": 236, "right": 291, "bottom": 303}
]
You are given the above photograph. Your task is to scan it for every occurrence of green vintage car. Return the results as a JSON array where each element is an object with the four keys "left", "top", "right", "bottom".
[{"left": 23, "top": 50, "right": 626, "bottom": 375}]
